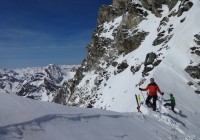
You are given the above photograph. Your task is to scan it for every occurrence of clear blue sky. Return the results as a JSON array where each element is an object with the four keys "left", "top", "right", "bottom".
[{"left": 0, "top": 0, "right": 111, "bottom": 69}]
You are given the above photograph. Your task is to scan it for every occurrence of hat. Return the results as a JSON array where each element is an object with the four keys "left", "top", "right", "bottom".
[{"left": 150, "top": 78, "right": 154, "bottom": 82}]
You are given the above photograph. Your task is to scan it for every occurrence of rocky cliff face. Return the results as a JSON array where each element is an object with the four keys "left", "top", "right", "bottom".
[{"left": 61, "top": 0, "right": 199, "bottom": 110}]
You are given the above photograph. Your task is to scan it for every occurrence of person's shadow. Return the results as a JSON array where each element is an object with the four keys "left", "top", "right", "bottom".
[{"left": 178, "top": 110, "right": 187, "bottom": 118}]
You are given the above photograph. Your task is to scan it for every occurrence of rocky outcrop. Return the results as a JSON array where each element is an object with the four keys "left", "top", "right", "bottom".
[
  {"left": 140, "top": 0, "right": 179, "bottom": 17},
  {"left": 98, "top": 6, "right": 122, "bottom": 25},
  {"left": 130, "top": 65, "right": 141, "bottom": 75},
  {"left": 192, "top": 33, "right": 200, "bottom": 56},
  {"left": 177, "top": 0, "right": 193, "bottom": 17},
  {"left": 185, "top": 65, "right": 200, "bottom": 79},
  {"left": 98, "top": 0, "right": 130, "bottom": 24},
  {"left": 53, "top": 81, "right": 70, "bottom": 105},
  {"left": 116, "top": 29, "right": 149, "bottom": 54},
  {"left": 168, "top": 0, "right": 193, "bottom": 17},
  {"left": 117, "top": 60, "right": 129, "bottom": 73},
  {"left": 190, "top": 46, "right": 200, "bottom": 56}
]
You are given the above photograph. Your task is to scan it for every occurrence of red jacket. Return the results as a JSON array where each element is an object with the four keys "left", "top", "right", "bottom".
[{"left": 141, "top": 82, "right": 162, "bottom": 96}]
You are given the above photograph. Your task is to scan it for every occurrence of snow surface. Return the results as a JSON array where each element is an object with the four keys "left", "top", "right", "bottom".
[{"left": 0, "top": 93, "right": 199, "bottom": 140}]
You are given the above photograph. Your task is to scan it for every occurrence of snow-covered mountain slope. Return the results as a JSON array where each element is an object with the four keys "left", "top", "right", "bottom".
[
  {"left": 66, "top": 0, "right": 200, "bottom": 113},
  {"left": 0, "top": 64, "right": 77, "bottom": 102},
  {"left": 0, "top": 92, "right": 199, "bottom": 140}
]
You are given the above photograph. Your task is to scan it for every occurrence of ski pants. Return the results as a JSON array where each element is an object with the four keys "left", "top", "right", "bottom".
[
  {"left": 146, "top": 95, "right": 157, "bottom": 111},
  {"left": 164, "top": 103, "right": 175, "bottom": 111}
]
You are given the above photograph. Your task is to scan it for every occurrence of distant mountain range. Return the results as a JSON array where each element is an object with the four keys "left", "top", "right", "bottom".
[{"left": 0, "top": 64, "right": 78, "bottom": 102}]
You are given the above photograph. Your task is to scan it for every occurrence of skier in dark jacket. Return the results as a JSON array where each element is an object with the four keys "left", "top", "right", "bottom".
[
  {"left": 139, "top": 78, "right": 164, "bottom": 111},
  {"left": 164, "top": 93, "right": 176, "bottom": 113}
]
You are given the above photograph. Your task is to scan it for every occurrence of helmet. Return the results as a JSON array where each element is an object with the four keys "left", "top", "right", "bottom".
[{"left": 150, "top": 78, "right": 154, "bottom": 82}]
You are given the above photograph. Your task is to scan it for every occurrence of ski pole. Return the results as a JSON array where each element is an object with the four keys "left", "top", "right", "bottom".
[{"left": 140, "top": 91, "right": 145, "bottom": 101}]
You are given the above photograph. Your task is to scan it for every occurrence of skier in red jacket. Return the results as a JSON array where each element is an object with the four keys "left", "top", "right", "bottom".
[{"left": 139, "top": 78, "right": 164, "bottom": 111}]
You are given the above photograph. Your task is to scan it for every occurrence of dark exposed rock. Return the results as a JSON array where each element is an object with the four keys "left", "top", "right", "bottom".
[
  {"left": 116, "top": 30, "right": 149, "bottom": 54},
  {"left": 153, "top": 60, "right": 162, "bottom": 67},
  {"left": 53, "top": 87, "right": 68, "bottom": 105},
  {"left": 27, "top": 95, "right": 35, "bottom": 100},
  {"left": 190, "top": 47, "right": 197, "bottom": 51},
  {"left": 117, "top": 61, "right": 129, "bottom": 73},
  {"left": 129, "top": 3, "right": 147, "bottom": 17},
  {"left": 195, "top": 50, "right": 200, "bottom": 56},
  {"left": 113, "top": 0, "right": 131, "bottom": 9},
  {"left": 185, "top": 65, "right": 200, "bottom": 79},
  {"left": 160, "top": 17, "right": 169, "bottom": 26},
  {"left": 153, "top": 36, "right": 168, "bottom": 46},
  {"left": 94, "top": 78, "right": 104, "bottom": 87},
  {"left": 17, "top": 84, "right": 38, "bottom": 96},
  {"left": 0, "top": 73, "right": 3, "bottom": 78},
  {"left": 112, "top": 61, "right": 118, "bottom": 67},
  {"left": 83, "top": 36, "right": 117, "bottom": 74},
  {"left": 195, "top": 90, "right": 200, "bottom": 94},
  {"left": 168, "top": 10, "right": 177, "bottom": 17},
  {"left": 195, "top": 40, "right": 200, "bottom": 45},
  {"left": 144, "top": 52, "right": 157, "bottom": 66},
  {"left": 167, "top": 0, "right": 179, "bottom": 11},
  {"left": 98, "top": 5, "right": 123, "bottom": 25},
  {"left": 87, "top": 103, "right": 93, "bottom": 108},
  {"left": 180, "top": 17, "right": 186, "bottom": 23},
  {"left": 130, "top": 65, "right": 141, "bottom": 74},
  {"left": 143, "top": 66, "right": 154, "bottom": 73},
  {"left": 0, "top": 82, "right": 5, "bottom": 89},
  {"left": 177, "top": 1, "right": 193, "bottom": 17},
  {"left": 140, "top": 0, "right": 178, "bottom": 17},
  {"left": 167, "top": 28, "right": 173, "bottom": 34},
  {"left": 194, "top": 33, "right": 200, "bottom": 40},
  {"left": 187, "top": 81, "right": 193, "bottom": 86},
  {"left": 153, "top": 34, "right": 173, "bottom": 46},
  {"left": 44, "top": 78, "right": 60, "bottom": 92}
]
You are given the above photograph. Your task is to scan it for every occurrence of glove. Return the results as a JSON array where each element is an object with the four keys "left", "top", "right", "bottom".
[
  {"left": 139, "top": 88, "right": 142, "bottom": 91},
  {"left": 161, "top": 92, "right": 164, "bottom": 95}
]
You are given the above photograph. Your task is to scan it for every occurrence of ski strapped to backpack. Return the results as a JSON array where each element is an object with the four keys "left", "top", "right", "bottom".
[{"left": 135, "top": 94, "right": 142, "bottom": 113}]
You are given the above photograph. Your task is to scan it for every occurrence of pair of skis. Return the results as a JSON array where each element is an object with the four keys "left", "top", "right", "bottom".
[
  {"left": 135, "top": 92, "right": 163, "bottom": 114},
  {"left": 135, "top": 94, "right": 142, "bottom": 113}
]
